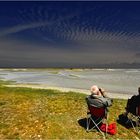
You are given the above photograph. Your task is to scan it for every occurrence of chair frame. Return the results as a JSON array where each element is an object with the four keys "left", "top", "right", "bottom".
[
  {"left": 86, "top": 103, "right": 108, "bottom": 137},
  {"left": 126, "top": 105, "right": 140, "bottom": 133}
]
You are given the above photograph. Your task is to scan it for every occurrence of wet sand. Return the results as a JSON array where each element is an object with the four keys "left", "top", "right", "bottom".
[{"left": 5, "top": 84, "right": 133, "bottom": 99}]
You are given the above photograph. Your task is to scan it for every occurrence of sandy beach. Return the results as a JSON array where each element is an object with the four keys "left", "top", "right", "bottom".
[{"left": 5, "top": 84, "right": 133, "bottom": 99}]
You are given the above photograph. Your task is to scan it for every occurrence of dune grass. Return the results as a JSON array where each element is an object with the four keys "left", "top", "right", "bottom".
[{"left": 0, "top": 81, "right": 140, "bottom": 139}]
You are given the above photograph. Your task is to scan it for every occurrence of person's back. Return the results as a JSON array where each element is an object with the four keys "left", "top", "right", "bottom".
[
  {"left": 86, "top": 95, "right": 112, "bottom": 108},
  {"left": 134, "top": 93, "right": 140, "bottom": 107},
  {"left": 126, "top": 87, "right": 140, "bottom": 115}
]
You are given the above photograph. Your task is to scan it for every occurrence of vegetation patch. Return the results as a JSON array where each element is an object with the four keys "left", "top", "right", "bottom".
[{"left": 0, "top": 80, "right": 139, "bottom": 139}]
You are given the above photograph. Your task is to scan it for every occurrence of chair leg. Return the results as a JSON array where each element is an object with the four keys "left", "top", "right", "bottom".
[
  {"left": 86, "top": 115, "right": 106, "bottom": 138},
  {"left": 135, "top": 121, "right": 139, "bottom": 133},
  {"left": 86, "top": 117, "right": 90, "bottom": 132},
  {"left": 105, "top": 123, "right": 108, "bottom": 137},
  {"left": 128, "top": 115, "right": 140, "bottom": 133},
  {"left": 90, "top": 117, "right": 105, "bottom": 137}
]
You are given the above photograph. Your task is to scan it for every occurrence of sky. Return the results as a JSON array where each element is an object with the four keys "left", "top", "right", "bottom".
[{"left": 0, "top": 1, "right": 140, "bottom": 68}]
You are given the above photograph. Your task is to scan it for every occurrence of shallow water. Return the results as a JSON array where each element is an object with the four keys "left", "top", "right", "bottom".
[{"left": 0, "top": 68, "right": 140, "bottom": 95}]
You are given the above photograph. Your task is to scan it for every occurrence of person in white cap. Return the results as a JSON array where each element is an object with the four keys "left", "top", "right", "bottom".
[{"left": 86, "top": 85, "right": 113, "bottom": 108}]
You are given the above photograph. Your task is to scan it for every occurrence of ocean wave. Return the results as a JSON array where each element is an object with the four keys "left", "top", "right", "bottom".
[{"left": 125, "top": 69, "right": 140, "bottom": 73}]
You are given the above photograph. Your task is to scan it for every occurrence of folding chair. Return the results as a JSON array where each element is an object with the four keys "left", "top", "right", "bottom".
[
  {"left": 126, "top": 105, "right": 140, "bottom": 133},
  {"left": 86, "top": 103, "right": 108, "bottom": 137}
]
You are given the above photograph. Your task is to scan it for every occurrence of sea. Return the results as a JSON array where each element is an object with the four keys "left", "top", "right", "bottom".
[{"left": 0, "top": 68, "right": 140, "bottom": 95}]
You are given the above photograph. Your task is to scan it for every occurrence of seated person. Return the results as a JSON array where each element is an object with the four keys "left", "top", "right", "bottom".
[
  {"left": 86, "top": 85, "right": 113, "bottom": 108},
  {"left": 123, "top": 87, "right": 140, "bottom": 116}
]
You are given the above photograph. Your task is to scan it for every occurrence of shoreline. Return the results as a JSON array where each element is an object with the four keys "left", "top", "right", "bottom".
[{"left": 5, "top": 84, "right": 133, "bottom": 99}]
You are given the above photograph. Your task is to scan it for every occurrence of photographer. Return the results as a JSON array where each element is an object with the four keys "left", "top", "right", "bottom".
[{"left": 86, "top": 85, "right": 113, "bottom": 108}]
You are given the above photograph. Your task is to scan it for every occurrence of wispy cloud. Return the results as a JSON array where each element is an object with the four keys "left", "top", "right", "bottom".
[
  {"left": 0, "top": 22, "right": 49, "bottom": 37},
  {"left": 0, "top": 4, "right": 96, "bottom": 37}
]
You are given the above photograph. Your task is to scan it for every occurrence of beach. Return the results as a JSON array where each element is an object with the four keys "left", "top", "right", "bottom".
[
  {"left": 5, "top": 84, "right": 132, "bottom": 99},
  {"left": 0, "top": 68, "right": 139, "bottom": 99}
]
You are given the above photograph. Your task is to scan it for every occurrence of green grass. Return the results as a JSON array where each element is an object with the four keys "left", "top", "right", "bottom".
[{"left": 0, "top": 81, "right": 140, "bottom": 139}]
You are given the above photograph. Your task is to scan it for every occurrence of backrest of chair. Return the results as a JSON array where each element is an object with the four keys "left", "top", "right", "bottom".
[
  {"left": 88, "top": 105, "right": 105, "bottom": 118},
  {"left": 136, "top": 105, "right": 140, "bottom": 116}
]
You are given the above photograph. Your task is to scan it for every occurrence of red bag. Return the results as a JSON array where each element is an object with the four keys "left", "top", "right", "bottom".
[{"left": 100, "top": 123, "right": 117, "bottom": 135}]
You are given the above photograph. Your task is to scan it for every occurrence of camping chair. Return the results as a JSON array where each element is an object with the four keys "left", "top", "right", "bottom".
[
  {"left": 126, "top": 105, "right": 140, "bottom": 133},
  {"left": 86, "top": 103, "right": 108, "bottom": 137}
]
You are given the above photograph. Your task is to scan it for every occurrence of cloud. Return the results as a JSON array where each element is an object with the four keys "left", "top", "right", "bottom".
[
  {"left": 0, "top": 4, "right": 97, "bottom": 38},
  {"left": 0, "top": 22, "right": 49, "bottom": 37},
  {"left": 0, "top": 2, "right": 140, "bottom": 67}
]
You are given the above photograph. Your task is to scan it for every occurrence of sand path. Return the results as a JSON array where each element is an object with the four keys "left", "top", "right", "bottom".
[{"left": 5, "top": 84, "right": 133, "bottom": 99}]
